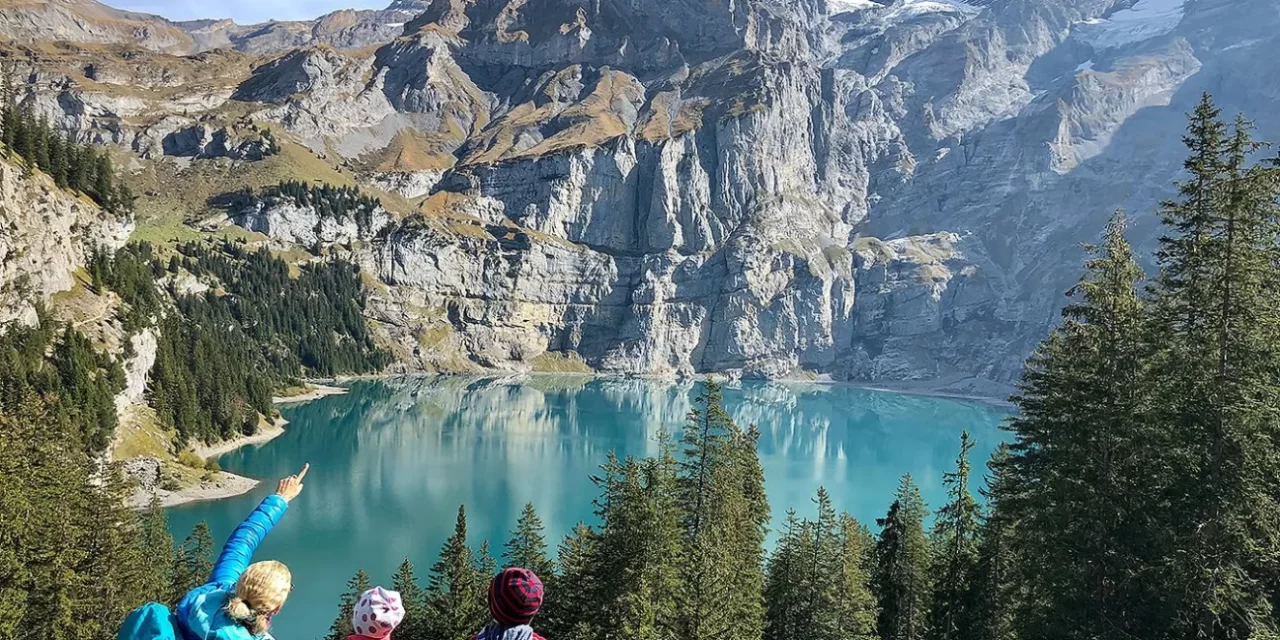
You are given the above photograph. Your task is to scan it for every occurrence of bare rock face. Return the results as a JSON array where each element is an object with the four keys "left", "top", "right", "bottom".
[
  {"left": 232, "top": 198, "right": 393, "bottom": 248},
  {"left": 121, "top": 457, "right": 161, "bottom": 493},
  {"left": 115, "top": 329, "right": 157, "bottom": 412},
  {"left": 369, "top": 171, "right": 446, "bottom": 199},
  {"left": 177, "top": 4, "right": 431, "bottom": 55},
  {"left": 7, "top": 0, "right": 1280, "bottom": 391},
  {"left": 0, "top": 158, "right": 132, "bottom": 326},
  {"left": 0, "top": 0, "right": 194, "bottom": 54}
]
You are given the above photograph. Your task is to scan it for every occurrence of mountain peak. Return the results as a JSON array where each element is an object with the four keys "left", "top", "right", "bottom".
[{"left": 385, "top": 0, "right": 434, "bottom": 13}]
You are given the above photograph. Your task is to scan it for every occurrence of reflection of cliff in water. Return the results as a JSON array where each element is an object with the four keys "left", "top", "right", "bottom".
[{"left": 272, "top": 376, "right": 1008, "bottom": 536}]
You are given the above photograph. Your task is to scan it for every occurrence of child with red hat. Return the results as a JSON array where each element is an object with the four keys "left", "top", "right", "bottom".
[{"left": 474, "top": 568, "right": 545, "bottom": 640}]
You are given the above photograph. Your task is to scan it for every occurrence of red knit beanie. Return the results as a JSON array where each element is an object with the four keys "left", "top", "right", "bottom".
[{"left": 488, "top": 568, "right": 544, "bottom": 625}]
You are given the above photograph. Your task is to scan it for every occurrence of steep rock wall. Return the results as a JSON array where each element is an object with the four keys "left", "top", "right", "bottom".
[{"left": 0, "top": 159, "right": 132, "bottom": 326}]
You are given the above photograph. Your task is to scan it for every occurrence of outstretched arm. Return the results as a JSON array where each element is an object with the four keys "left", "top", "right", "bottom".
[{"left": 209, "top": 464, "right": 309, "bottom": 587}]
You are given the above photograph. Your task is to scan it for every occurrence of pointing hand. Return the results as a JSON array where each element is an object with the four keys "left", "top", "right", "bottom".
[{"left": 275, "top": 463, "right": 309, "bottom": 502}]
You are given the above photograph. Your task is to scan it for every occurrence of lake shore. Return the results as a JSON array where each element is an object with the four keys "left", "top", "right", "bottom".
[
  {"left": 274, "top": 383, "right": 349, "bottom": 405},
  {"left": 153, "top": 374, "right": 1004, "bottom": 510},
  {"left": 156, "top": 384, "right": 346, "bottom": 508},
  {"left": 189, "top": 384, "right": 346, "bottom": 459},
  {"left": 327, "top": 370, "right": 1013, "bottom": 406},
  {"left": 145, "top": 472, "right": 262, "bottom": 509},
  {"left": 191, "top": 418, "right": 287, "bottom": 460}
]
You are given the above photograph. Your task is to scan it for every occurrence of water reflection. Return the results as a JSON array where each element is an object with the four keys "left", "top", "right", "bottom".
[{"left": 167, "top": 377, "right": 1008, "bottom": 639}]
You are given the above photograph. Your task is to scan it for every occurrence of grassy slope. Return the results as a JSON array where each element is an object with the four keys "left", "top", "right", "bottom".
[{"left": 124, "top": 130, "right": 418, "bottom": 250}]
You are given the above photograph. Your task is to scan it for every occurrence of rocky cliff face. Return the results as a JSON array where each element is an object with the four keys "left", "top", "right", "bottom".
[
  {"left": 232, "top": 197, "right": 393, "bottom": 247},
  {"left": 4, "top": 0, "right": 1278, "bottom": 392},
  {"left": 0, "top": 157, "right": 132, "bottom": 326}
]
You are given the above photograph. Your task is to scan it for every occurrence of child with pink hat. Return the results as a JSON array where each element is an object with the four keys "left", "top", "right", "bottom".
[{"left": 349, "top": 587, "right": 405, "bottom": 640}]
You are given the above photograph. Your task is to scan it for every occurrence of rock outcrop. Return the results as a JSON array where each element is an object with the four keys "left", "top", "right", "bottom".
[
  {"left": 5, "top": 0, "right": 1280, "bottom": 392},
  {"left": 233, "top": 197, "right": 393, "bottom": 247},
  {"left": 0, "top": 157, "right": 132, "bottom": 326},
  {"left": 114, "top": 329, "right": 157, "bottom": 412}
]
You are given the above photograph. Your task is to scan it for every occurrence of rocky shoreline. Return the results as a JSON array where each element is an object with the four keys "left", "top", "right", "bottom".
[
  {"left": 273, "top": 384, "right": 349, "bottom": 404},
  {"left": 143, "top": 471, "right": 262, "bottom": 509}
]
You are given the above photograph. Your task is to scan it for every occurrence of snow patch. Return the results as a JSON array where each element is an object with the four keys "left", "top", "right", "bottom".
[
  {"left": 1075, "top": 59, "right": 1095, "bottom": 72},
  {"left": 827, "top": 0, "right": 977, "bottom": 19},
  {"left": 893, "top": 0, "right": 975, "bottom": 19},
  {"left": 1223, "top": 38, "right": 1262, "bottom": 52},
  {"left": 384, "top": 22, "right": 406, "bottom": 28},
  {"left": 1074, "top": 0, "right": 1186, "bottom": 49},
  {"left": 827, "top": 0, "right": 878, "bottom": 14}
]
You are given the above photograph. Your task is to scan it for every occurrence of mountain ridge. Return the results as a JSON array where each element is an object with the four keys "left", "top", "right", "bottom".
[
  {"left": 0, "top": 0, "right": 432, "bottom": 54},
  {"left": 0, "top": 0, "right": 1276, "bottom": 394}
]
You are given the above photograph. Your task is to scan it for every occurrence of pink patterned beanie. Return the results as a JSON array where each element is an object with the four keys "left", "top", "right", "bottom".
[{"left": 350, "top": 587, "right": 405, "bottom": 639}]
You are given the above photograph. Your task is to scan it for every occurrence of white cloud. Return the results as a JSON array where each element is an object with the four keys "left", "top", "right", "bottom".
[{"left": 113, "top": 0, "right": 387, "bottom": 23}]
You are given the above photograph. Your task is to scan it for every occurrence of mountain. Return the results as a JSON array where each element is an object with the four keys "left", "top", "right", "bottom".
[
  {"left": 0, "top": 0, "right": 432, "bottom": 55},
  {"left": 0, "top": 0, "right": 194, "bottom": 53},
  {"left": 1, "top": 0, "right": 1277, "bottom": 394}
]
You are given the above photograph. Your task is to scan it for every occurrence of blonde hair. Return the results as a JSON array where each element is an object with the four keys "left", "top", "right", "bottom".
[{"left": 225, "top": 561, "right": 292, "bottom": 636}]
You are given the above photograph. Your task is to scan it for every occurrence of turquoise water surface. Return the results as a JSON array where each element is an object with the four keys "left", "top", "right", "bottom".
[{"left": 166, "top": 376, "right": 1009, "bottom": 639}]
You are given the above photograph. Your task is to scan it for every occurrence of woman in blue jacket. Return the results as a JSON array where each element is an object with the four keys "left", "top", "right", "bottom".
[{"left": 175, "top": 464, "right": 309, "bottom": 640}]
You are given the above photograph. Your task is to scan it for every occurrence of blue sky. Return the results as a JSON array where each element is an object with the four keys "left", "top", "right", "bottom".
[{"left": 113, "top": 0, "right": 386, "bottom": 24}]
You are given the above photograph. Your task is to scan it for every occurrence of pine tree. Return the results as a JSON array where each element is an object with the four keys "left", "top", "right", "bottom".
[
  {"left": 590, "top": 448, "right": 683, "bottom": 640},
  {"left": 764, "top": 489, "right": 867, "bottom": 640},
  {"left": 138, "top": 495, "right": 176, "bottom": 604},
  {"left": 542, "top": 523, "right": 597, "bottom": 640},
  {"left": 426, "top": 506, "right": 487, "bottom": 640},
  {"left": 170, "top": 522, "right": 213, "bottom": 605},
  {"left": 676, "top": 380, "right": 731, "bottom": 640},
  {"left": 1003, "top": 209, "right": 1163, "bottom": 640},
  {"left": 764, "top": 510, "right": 806, "bottom": 640},
  {"left": 1148, "top": 98, "right": 1280, "bottom": 640},
  {"left": 328, "top": 569, "right": 372, "bottom": 640},
  {"left": 0, "top": 394, "right": 91, "bottom": 640},
  {"left": 93, "top": 152, "right": 114, "bottom": 210},
  {"left": 836, "top": 514, "right": 878, "bottom": 640},
  {"left": 729, "top": 423, "right": 771, "bottom": 638},
  {"left": 48, "top": 132, "right": 67, "bottom": 187},
  {"left": 476, "top": 540, "right": 496, "bottom": 586},
  {"left": 675, "top": 380, "right": 768, "bottom": 640},
  {"left": 71, "top": 145, "right": 94, "bottom": 196},
  {"left": 874, "top": 475, "right": 930, "bottom": 640},
  {"left": 927, "top": 432, "right": 980, "bottom": 640},
  {"left": 806, "top": 487, "right": 844, "bottom": 640},
  {"left": 33, "top": 115, "right": 49, "bottom": 171},
  {"left": 504, "top": 503, "right": 554, "bottom": 578},
  {"left": 116, "top": 182, "right": 136, "bottom": 214},
  {"left": 1, "top": 101, "right": 16, "bottom": 150},
  {"left": 74, "top": 466, "right": 152, "bottom": 640},
  {"left": 970, "top": 445, "right": 1017, "bottom": 640},
  {"left": 12, "top": 105, "right": 32, "bottom": 162},
  {"left": 392, "top": 558, "right": 429, "bottom": 640},
  {"left": 1152, "top": 93, "right": 1228, "bottom": 344}
]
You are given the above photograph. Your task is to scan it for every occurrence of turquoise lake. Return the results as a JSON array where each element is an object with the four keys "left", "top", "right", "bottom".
[{"left": 166, "top": 376, "right": 1010, "bottom": 639}]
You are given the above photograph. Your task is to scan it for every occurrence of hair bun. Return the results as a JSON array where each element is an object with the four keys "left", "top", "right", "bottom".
[{"left": 226, "top": 596, "right": 254, "bottom": 621}]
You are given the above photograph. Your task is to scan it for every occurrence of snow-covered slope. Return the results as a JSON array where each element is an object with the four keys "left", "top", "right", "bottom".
[{"left": 1074, "top": 0, "right": 1187, "bottom": 49}]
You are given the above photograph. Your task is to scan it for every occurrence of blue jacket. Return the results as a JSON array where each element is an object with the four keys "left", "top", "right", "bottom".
[{"left": 175, "top": 495, "right": 288, "bottom": 640}]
